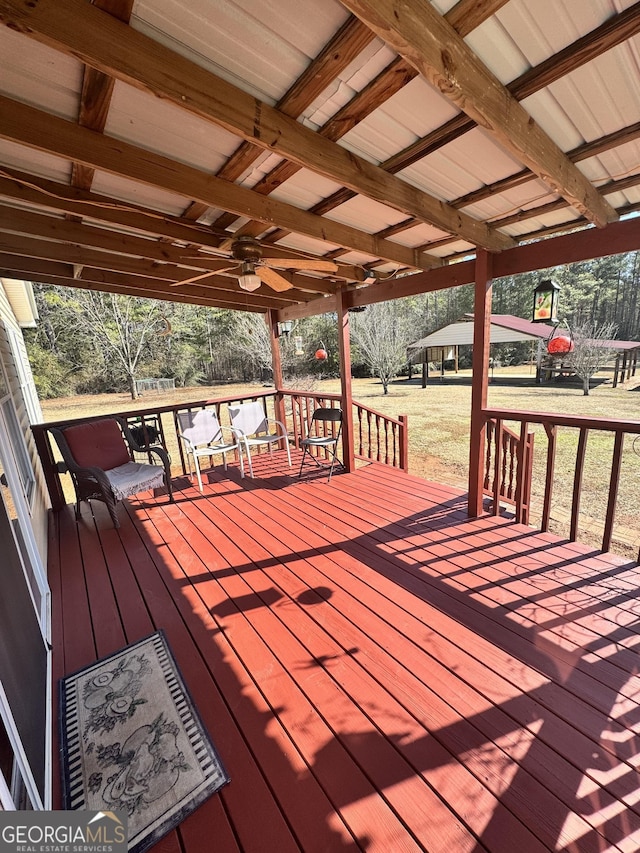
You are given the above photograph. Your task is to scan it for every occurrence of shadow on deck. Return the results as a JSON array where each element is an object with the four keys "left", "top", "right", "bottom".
[{"left": 48, "top": 451, "right": 640, "bottom": 852}]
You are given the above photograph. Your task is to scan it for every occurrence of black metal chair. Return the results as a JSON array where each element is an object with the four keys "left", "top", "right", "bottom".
[{"left": 297, "top": 407, "right": 344, "bottom": 482}]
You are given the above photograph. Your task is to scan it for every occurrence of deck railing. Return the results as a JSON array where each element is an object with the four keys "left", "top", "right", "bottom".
[
  {"left": 484, "top": 419, "right": 534, "bottom": 525},
  {"left": 33, "top": 388, "right": 408, "bottom": 510},
  {"left": 482, "top": 408, "right": 640, "bottom": 558},
  {"left": 280, "top": 390, "right": 408, "bottom": 471}
]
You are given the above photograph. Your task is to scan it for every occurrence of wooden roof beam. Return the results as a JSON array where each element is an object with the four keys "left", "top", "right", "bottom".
[
  {"left": 72, "top": 0, "right": 134, "bottom": 191},
  {"left": 0, "top": 0, "right": 512, "bottom": 252},
  {"left": 205, "top": 14, "right": 376, "bottom": 228},
  {"left": 0, "top": 168, "right": 228, "bottom": 249},
  {"left": 217, "top": 0, "right": 509, "bottom": 241},
  {"left": 0, "top": 96, "right": 430, "bottom": 271},
  {"left": 0, "top": 268, "right": 268, "bottom": 310},
  {"left": 339, "top": 0, "right": 618, "bottom": 228}
]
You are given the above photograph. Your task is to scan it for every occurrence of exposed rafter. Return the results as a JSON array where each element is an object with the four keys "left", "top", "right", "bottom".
[
  {"left": 218, "top": 0, "right": 508, "bottom": 243},
  {"left": 0, "top": 96, "right": 432, "bottom": 271},
  {"left": 337, "top": 0, "right": 617, "bottom": 228},
  {"left": 0, "top": 0, "right": 513, "bottom": 252}
]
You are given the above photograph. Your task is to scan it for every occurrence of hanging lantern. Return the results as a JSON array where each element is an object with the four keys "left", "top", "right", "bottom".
[
  {"left": 315, "top": 348, "right": 328, "bottom": 361},
  {"left": 547, "top": 335, "right": 574, "bottom": 355},
  {"left": 532, "top": 280, "right": 560, "bottom": 323}
]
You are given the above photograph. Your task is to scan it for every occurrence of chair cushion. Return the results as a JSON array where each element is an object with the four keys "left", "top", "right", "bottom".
[
  {"left": 64, "top": 419, "right": 130, "bottom": 470},
  {"left": 105, "top": 462, "right": 165, "bottom": 501}
]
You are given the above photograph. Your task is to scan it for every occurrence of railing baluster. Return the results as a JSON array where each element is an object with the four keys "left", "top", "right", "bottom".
[
  {"left": 602, "top": 432, "right": 624, "bottom": 552},
  {"left": 541, "top": 423, "right": 557, "bottom": 532},
  {"left": 514, "top": 421, "right": 529, "bottom": 524},
  {"left": 493, "top": 419, "right": 503, "bottom": 516},
  {"left": 570, "top": 427, "right": 589, "bottom": 541}
]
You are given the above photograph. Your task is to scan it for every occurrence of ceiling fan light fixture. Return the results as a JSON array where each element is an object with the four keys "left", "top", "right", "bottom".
[{"left": 238, "top": 261, "right": 261, "bottom": 292}]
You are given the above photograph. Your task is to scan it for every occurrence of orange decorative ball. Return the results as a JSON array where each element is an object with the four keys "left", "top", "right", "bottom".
[
  {"left": 547, "top": 336, "right": 574, "bottom": 355},
  {"left": 315, "top": 348, "right": 328, "bottom": 360}
]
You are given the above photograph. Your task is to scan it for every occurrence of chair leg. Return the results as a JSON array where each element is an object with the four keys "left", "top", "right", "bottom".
[
  {"left": 298, "top": 446, "right": 322, "bottom": 477},
  {"left": 193, "top": 454, "right": 204, "bottom": 492},
  {"left": 106, "top": 499, "right": 121, "bottom": 529},
  {"left": 238, "top": 444, "right": 246, "bottom": 478}
]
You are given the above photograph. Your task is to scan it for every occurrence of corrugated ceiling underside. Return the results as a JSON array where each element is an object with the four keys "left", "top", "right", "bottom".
[{"left": 0, "top": 0, "right": 637, "bottom": 266}]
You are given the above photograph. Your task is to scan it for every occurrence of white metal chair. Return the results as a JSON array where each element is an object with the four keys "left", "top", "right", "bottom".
[
  {"left": 298, "top": 407, "right": 344, "bottom": 482},
  {"left": 228, "top": 400, "right": 291, "bottom": 478},
  {"left": 177, "top": 409, "right": 244, "bottom": 491}
]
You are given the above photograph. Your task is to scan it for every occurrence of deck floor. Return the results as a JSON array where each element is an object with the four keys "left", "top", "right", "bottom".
[{"left": 48, "top": 452, "right": 640, "bottom": 852}]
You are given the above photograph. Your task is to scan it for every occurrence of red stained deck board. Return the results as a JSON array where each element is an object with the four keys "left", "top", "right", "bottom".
[
  {"left": 109, "top": 504, "right": 299, "bottom": 853},
  {"left": 151, "top": 498, "right": 502, "bottom": 852},
  {"left": 48, "top": 460, "right": 640, "bottom": 853},
  {"left": 154, "top": 473, "right": 633, "bottom": 849},
  {"left": 239, "top": 480, "right": 640, "bottom": 780},
  {"left": 271, "top": 470, "right": 640, "bottom": 711},
  {"left": 174, "top": 491, "right": 612, "bottom": 851},
  {"left": 218, "top": 480, "right": 636, "bottom": 844},
  {"left": 125, "top": 506, "right": 369, "bottom": 853},
  {"left": 135, "top": 500, "right": 457, "bottom": 853}
]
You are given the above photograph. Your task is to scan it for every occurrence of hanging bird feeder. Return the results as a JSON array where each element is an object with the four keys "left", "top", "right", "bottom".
[
  {"left": 314, "top": 340, "right": 328, "bottom": 361},
  {"left": 547, "top": 335, "right": 574, "bottom": 355},
  {"left": 546, "top": 321, "right": 574, "bottom": 356}
]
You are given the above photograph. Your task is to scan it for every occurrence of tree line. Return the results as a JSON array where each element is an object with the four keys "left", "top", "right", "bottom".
[{"left": 24, "top": 249, "right": 640, "bottom": 399}]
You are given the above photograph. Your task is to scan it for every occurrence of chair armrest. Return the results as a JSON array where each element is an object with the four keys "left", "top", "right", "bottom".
[
  {"left": 268, "top": 418, "right": 290, "bottom": 436},
  {"left": 146, "top": 444, "right": 171, "bottom": 469},
  {"left": 221, "top": 425, "right": 244, "bottom": 443},
  {"left": 70, "top": 463, "right": 114, "bottom": 495}
]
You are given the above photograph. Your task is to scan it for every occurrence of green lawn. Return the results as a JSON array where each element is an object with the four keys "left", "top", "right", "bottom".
[{"left": 41, "top": 366, "right": 640, "bottom": 557}]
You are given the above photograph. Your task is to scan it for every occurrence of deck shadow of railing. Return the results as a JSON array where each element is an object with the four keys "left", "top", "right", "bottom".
[
  {"left": 339, "top": 520, "right": 640, "bottom": 849},
  {"left": 225, "top": 474, "right": 640, "bottom": 851},
  {"left": 58, "top": 448, "right": 640, "bottom": 850}
]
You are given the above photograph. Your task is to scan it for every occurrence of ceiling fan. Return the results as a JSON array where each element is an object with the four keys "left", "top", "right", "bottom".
[{"left": 173, "top": 237, "right": 339, "bottom": 292}]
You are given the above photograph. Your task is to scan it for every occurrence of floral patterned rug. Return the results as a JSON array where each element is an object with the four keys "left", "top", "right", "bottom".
[{"left": 60, "top": 631, "right": 229, "bottom": 853}]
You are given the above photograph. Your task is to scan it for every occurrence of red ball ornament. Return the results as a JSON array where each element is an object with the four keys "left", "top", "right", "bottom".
[
  {"left": 315, "top": 348, "right": 328, "bottom": 360},
  {"left": 547, "top": 335, "right": 574, "bottom": 355}
]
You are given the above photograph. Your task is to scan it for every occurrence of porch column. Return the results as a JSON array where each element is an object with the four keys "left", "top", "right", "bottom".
[
  {"left": 336, "top": 287, "right": 355, "bottom": 473},
  {"left": 267, "top": 310, "right": 287, "bottom": 436},
  {"left": 468, "top": 249, "right": 494, "bottom": 517}
]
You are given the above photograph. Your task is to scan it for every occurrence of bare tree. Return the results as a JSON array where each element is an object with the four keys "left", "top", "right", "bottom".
[
  {"left": 74, "top": 291, "right": 165, "bottom": 399},
  {"left": 567, "top": 320, "right": 617, "bottom": 395},
  {"left": 350, "top": 301, "right": 413, "bottom": 394},
  {"left": 233, "top": 313, "right": 300, "bottom": 380}
]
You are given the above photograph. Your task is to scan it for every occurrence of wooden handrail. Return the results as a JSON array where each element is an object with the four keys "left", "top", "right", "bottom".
[
  {"left": 480, "top": 407, "right": 640, "bottom": 558},
  {"left": 33, "top": 388, "right": 409, "bottom": 509}
]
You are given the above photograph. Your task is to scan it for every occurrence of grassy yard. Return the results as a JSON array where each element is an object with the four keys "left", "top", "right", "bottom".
[{"left": 41, "top": 365, "right": 640, "bottom": 557}]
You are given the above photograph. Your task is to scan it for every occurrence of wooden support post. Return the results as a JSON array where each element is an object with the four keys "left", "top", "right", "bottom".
[
  {"left": 422, "top": 361, "right": 427, "bottom": 388},
  {"left": 32, "top": 424, "right": 65, "bottom": 510},
  {"left": 268, "top": 310, "right": 287, "bottom": 445},
  {"left": 336, "top": 287, "right": 355, "bottom": 473},
  {"left": 468, "top": 249, "right": 494, "bottom": 517}
]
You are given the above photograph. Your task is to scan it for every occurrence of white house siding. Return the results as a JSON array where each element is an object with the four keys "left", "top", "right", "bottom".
[{"left": 0, "top": 283, "right": 50, "bottom": 565}]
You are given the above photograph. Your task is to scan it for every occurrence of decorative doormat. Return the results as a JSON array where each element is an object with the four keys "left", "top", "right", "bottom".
[{"left": 60, "top": 631, "right": 229, "bottom": 853}]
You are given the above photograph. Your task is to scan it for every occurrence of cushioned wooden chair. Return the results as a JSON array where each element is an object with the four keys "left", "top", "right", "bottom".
[
  {"left": 298, "top": 407, "right": 344, "bottom": 482},
  {"left": 51, "top": 416, "right": 174, "bottom": 528},
  {"left": 228, "top": 400, "right": 291, "bottom": 478}
]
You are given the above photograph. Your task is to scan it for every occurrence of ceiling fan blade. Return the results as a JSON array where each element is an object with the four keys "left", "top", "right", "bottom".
[
  {"left": 257, "top": 266, "right": 294, "bottom": 292},
  {"left": 178, "top": 258, "right": 239, "bottom": 273},
  {"left": 170, "top": 270, "right": 222, "bottom": 287},
  {"left": 263, "top": 258, "right": 338, "bottom": 272}
]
